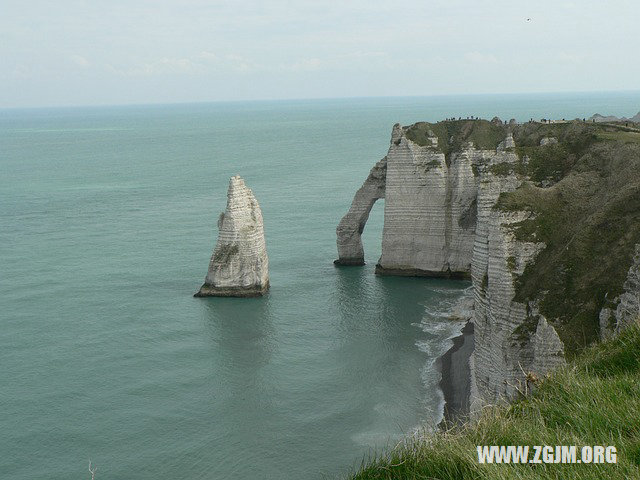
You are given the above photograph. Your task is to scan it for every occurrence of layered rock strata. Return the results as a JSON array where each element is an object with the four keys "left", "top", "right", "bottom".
[
  {"left": 469, "top": 156, "right": 564, "bottom": 408},
  {"left": 335, "top": 123, "right": 478, "bottom": 277},
  {"left": 376, "top": 126, "right": 478, "bottom": 277},
  {"left": 195, "top": 176, "right": 269, "bottom": 297}
]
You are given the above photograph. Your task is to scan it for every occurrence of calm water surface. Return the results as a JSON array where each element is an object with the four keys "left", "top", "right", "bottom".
[{"left": 1, "top": 92, "right": 639, "bottom": 479}]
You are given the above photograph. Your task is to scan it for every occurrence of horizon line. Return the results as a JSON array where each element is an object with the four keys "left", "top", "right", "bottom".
[{"left": 2, "top": 88, "right": 640, "bottom": 111}]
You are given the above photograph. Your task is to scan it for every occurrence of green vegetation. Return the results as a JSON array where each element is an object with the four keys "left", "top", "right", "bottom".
[
  {"left": 511, "top": 122, "right": 599, "bottom": 150},
  {"left": 512, "top": 316, "right": 539, "bottom": 346},
  {"left": 519, "top": 143, "right": 574, "bottom": 183},
  {"left": 347, "top": 325, "right": 640, "bottom": 480},
  {"left": 489, "top": 162, "right": 516, "bottom": 176},
  {"left": 417, "top": 159, "right": 442, "bottom": 174},
  {"left": 405, "top": 120, "right": 507, "bottom": 164},
  {"left": 481, "top": 272, "right": 488, "bottom": 291},
  {"left": 494, "top": 123, "right": 640, "bottom": 354},
  {"left": 512, "top": 122, "right": 599, "bottom": 184},
  {"left": 212, "top": 244, "right": 239, "bottom": 263},
  {"left": 596, "top": 131, "right": 640, "bottom": 143}
]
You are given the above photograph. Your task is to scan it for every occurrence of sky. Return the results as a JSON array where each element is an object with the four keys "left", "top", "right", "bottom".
[{"left": 1, "top": 0, "right": 639, "bottom": 108}]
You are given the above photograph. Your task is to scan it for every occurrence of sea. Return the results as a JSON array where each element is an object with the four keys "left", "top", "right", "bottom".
[{"left": 2, "top": 91, "right": 639, "bottom": 480}]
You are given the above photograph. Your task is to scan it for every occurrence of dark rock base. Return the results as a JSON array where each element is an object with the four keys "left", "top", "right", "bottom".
[
  {"left": 333, "top": 258, "right": 365, "bottom": 266},
  {"left": 194, "top": 281, "right": 270, "bottom": 298},
  {"left": 375, "top": 264, "right": 471, "bottom": 280}
]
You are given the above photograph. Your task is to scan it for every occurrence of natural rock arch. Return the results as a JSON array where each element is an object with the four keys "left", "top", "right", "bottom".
[{"left": 334, "top": 157, "right": 387, "bottom": 266}]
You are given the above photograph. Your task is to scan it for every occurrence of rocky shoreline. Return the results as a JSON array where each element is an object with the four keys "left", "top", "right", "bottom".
[
  {"left": 375, "top": 264, "right": 471, "bottom": 280},
  {"left": 438, "top": 321, "right": 474, "bottom": 425}
]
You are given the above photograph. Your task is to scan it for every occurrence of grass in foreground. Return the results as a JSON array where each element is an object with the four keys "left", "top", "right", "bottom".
[{"left": 347, "top": 324, "right": 640, "bottom": 480}]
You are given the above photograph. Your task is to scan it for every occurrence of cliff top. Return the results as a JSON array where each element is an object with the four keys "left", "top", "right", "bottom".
[
  {"left": 404, "top": 119, "right": 507, "bottom": 160},
  {"left": 404, "top": 118, "right": 640, "bottom": 148},
  {"left": 403, "top": 118, "right": 640, "bottom": 171}
]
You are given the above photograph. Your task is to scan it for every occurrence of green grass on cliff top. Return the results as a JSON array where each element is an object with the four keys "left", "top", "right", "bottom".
[
  {"left": 404, "top": 119, "right": 640, "bottom": 166},
  {"left": 346, "top": 324, "right": 640, "bottom": 480},
  {"left": 405, "top": 120, "right": 507, "bottom": 162}
]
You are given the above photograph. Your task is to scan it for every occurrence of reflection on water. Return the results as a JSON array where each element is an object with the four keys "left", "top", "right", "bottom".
[{"left": 202, "top": 296, "right": 275, "bottom": 372}]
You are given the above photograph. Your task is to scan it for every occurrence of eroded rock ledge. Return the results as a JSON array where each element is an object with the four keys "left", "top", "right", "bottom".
[{"left": 195, "top": 176, "right": 269, "bottom": 297}]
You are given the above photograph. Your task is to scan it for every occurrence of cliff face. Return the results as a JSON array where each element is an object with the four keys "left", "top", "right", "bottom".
[
  {"left": 338, "top": 119, "right": 640, "bottom": 409},
  {"left": 336, "top": 123, "right": 479, "bottom": 277},
  {"left": 376, "top": 124, "right": 477, "bottom": 277},
  {"left": 471, "top": 123, "right": 640, "bottom": 405},
  {"left": 195, "top": 176, "right": 269, "bottom": 297},
  {"left": 470, "top": 154, "right": 564, "bottom": 406}
]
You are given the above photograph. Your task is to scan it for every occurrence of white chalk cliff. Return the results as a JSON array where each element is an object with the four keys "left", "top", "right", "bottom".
[
  {"left": 337, "top": 120, "right": 566, "bottom": 408},
  {"left": 336, "top": 124, "right": 478, "bottom": 277},
  {"left": 195, "top": 176, "right": 269, "bottom": 297},
  {"left": 377, "top": 125, "right": 478, "bottom": 277}
]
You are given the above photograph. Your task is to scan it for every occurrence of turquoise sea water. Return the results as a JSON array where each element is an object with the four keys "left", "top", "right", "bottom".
[{"left": 2, "top": 92, "right": 640, "bottom": 479}]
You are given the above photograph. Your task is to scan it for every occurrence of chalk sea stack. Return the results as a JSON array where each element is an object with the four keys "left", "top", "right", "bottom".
[{"left": 195, "top": 176, "right": 269, "bottom": 297}]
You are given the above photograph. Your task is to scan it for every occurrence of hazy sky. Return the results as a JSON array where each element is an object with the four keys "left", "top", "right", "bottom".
[{"left": 1, "top": 0, "right": 638, "bottom": 107}]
